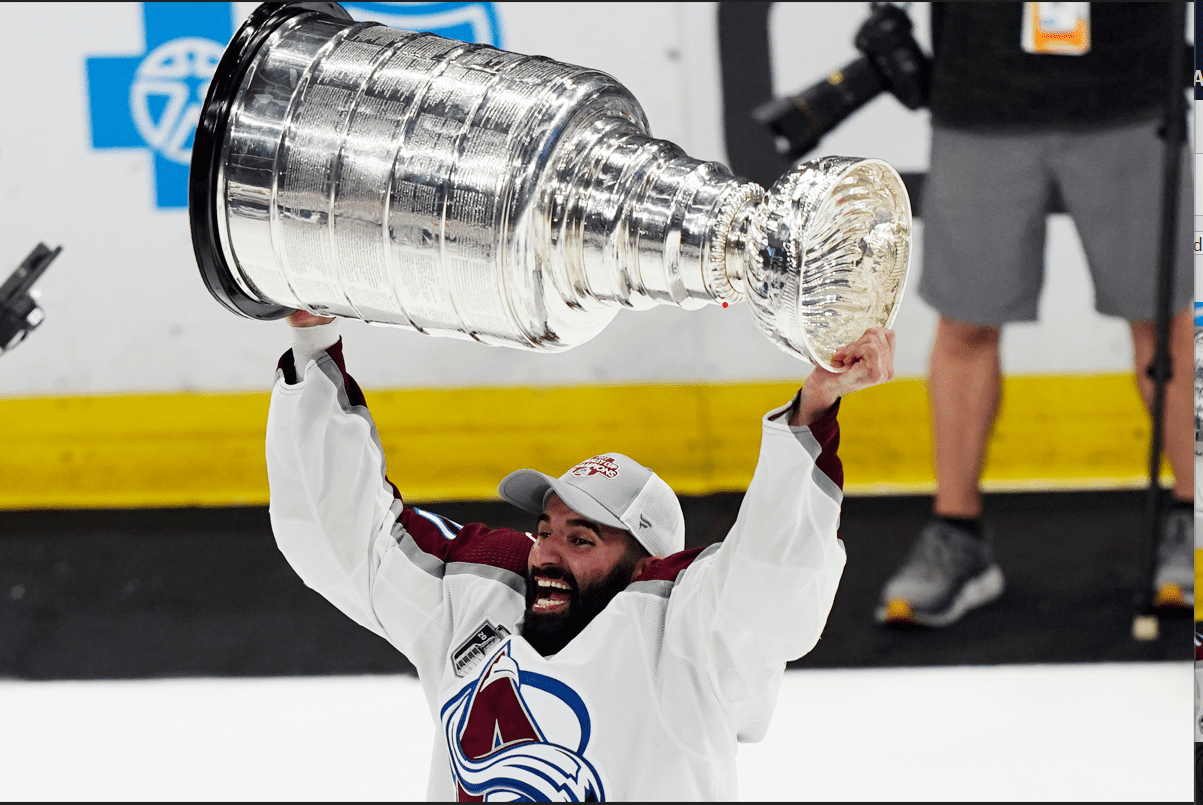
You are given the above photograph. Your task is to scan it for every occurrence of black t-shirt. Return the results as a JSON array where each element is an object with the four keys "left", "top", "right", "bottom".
[{"left": 929, "top": 2, "right": 1174, "bottom": 130}]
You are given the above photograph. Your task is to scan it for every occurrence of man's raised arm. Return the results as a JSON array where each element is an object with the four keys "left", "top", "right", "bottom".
[
  {"left": 663, "top": 327, "right": 896, "bottom": 741},
  {"left": 266, "top": 311, "right": 403, "bottom": 640}
]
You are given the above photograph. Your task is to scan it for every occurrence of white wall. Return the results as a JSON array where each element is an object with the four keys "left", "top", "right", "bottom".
[{"left": 0, "top": 2, "right": 1183, "bottom": 396}]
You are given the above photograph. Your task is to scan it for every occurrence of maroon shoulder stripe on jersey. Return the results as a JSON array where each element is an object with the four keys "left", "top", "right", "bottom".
[
  {"left": 805, "top": 400, "right": 843, "bottom": 492},
  {"left": 631, "top": 546, "right": 707, "bottom": 583},
  {"left": 396, "top": 513, "right": 533, "bottom": 577}
]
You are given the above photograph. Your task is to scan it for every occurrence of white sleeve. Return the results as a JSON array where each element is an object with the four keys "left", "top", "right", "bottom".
[
  {"left": 265, "top": 341, "right": 444, "bottom": 652},
  {"left": 288, "top": 320, "right": 341, "bottom": 378},
  {"left": 663, "top": 399, "right": 847, "bottom": 742}
]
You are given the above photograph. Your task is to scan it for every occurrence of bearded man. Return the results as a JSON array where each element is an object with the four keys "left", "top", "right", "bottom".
[{"left": 266, "top": 311, "right": 895, "bottom": 800}]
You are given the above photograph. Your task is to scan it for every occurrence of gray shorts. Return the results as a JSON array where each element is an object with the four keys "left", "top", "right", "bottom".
[{"left": 918, "top": 118, "right": 1193, "bottom": 325}]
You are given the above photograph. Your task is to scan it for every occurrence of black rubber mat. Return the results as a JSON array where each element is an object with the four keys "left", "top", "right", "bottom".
[
  {"left": 0, "top": 489, "right": 1188, "bottom": 680},
  {"left": 792, "top": 489, "right": 1192, "bottom": 669}
]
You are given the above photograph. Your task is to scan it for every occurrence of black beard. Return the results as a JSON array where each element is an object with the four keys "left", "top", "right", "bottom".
[{"left": 522, "top": 556, "right": 638, "bottom": 657}]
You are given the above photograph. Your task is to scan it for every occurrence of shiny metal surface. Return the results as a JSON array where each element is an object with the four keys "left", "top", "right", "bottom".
[
  {"left": 749, "top": 156, "right": 911, "bottom": 368},
  {"left": 203, "top": 8, "right": 911, "bottom": 368}
]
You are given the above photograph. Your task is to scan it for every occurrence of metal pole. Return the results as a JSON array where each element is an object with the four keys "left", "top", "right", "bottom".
[{"left": 1131, "top": 2, "right": 1188, "bottom": 641}]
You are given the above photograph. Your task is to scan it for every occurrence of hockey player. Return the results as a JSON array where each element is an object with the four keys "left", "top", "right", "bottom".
[{"left": 267, "top": 310, "right": 895, "bottom": 800}]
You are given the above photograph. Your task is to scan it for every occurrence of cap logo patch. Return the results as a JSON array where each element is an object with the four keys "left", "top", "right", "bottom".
[{"left": 569, "top": 455, "right": 620, "bottom": 479}]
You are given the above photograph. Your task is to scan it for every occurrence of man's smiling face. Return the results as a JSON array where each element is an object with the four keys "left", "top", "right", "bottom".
[{"left": 522, "top": 494, "right": 650, "bottom": 656}]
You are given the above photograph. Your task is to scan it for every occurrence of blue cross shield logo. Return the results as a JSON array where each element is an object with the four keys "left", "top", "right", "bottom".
[
  {"left": 84, "top": 2, "right": 502, "bottom": 210},
  {"left": 86, "top": 3, "right": 234, "bottom": 209}
]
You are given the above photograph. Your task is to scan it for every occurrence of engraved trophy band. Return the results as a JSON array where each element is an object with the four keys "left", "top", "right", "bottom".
[{"left": 190, "top": 2, "right": 911, "bottom": 370}]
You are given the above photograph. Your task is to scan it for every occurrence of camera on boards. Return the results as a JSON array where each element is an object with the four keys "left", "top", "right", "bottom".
[
  {"left": 752, "top": 3, "right": 930, "bottom": 161},
  {"left": 1, "top": 243, "right": 61, "bottom": 355}
]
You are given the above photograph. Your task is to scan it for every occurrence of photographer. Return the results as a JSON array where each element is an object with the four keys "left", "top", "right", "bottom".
[{"left": 873, "top": 3, "right": 1195, "bottom": 628}]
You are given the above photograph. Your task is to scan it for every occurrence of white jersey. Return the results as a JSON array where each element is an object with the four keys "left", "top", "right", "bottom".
[{"left": 265, "top": 328, "right": 847, "bottom": 801}]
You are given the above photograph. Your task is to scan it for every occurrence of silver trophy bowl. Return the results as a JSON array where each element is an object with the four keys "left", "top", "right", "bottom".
[{"left": 190, "top": 2, "right": 910, "bottom": 370}]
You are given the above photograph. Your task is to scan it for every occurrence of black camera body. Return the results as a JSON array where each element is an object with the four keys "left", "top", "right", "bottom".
[
  {"left": 0, "top": 243, "right": 61, "bottom": 354},
  {"left": 753, "top": 3, "right": 930, "bottom": 161}
]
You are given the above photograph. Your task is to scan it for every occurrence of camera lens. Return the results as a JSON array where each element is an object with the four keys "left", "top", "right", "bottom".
[
  {"left": 753, "top": 56, "right": 884, "bottom": 160},
  {"left": 752, "top": 3, "right": 929, "bottom": 161}
]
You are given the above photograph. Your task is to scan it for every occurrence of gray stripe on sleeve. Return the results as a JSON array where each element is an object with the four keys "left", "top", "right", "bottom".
[
  {"left": 396, "top": 530, "right": 446, "bottom": 579},
  {"left": 447, "top": 562, "right": 527, "bottom": 597},
  {"left": 315, "top": 356, "right": 392, "bottom": 493},
  {"left": 695, "top": 542, "right": 721, "bottom": 563},
  {"left": 789, "top": 424, "right": 843, "bottom": 506},
  {"left": 625, "top": 579, "right": 675, "bottom": 598},
  {"left": 788, "top": 424, "right": 822, "bottom": 461}
]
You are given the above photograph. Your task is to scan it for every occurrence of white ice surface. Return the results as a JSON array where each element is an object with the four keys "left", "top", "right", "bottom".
[{"left": 0, "top": 662, "right": 1189, "bottom": 802}]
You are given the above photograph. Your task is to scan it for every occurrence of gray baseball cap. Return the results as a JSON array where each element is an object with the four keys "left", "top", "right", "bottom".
[{"left": 498, "top": 453, "right": 685, "bottom": 557}]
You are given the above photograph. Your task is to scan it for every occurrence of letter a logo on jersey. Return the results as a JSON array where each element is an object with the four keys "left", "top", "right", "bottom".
[{"left": 441, "top": 646, "right": 606, "bottom": 801}]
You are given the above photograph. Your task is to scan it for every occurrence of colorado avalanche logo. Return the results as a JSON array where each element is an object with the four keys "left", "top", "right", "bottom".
[{"left": 441, "top": 646, "right": 605, "bottom": 801}]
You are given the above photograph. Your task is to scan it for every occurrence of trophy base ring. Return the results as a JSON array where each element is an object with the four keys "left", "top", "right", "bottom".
[{"left": 188, "top": 1, "right": 353, "bottom": 321}]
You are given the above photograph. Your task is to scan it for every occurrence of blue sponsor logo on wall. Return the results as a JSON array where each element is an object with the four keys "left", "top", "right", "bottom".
[
  {"left": 85, "top": 2, "right": 501, "bottom": 210},
  {"left": 86, "top": 3, "right": 233, "bottom": 210},
  {"left": 343, "top": 2, "right": 502, "bottom": 47}
]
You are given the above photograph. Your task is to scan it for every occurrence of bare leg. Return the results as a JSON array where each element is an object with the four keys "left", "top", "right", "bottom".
[
  {"left": 876, "top": 316, "right": 1006, "bottom": 626},
  {"left": 928, "top": 317, "right": 1002, "bottom": 519},
  {"left": 1129, "top": 307, "right": 1194, "bottom": 501}
]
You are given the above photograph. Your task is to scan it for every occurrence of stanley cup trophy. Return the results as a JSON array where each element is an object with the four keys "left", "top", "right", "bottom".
[{"left": 190, "top": 2, "right": 911, "bottom": 371}]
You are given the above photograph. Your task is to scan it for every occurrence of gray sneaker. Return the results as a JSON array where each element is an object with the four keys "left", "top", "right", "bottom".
[
  {"left": 1152, "top": 507, "right": 1193, "bottom": 608},
  {"left": 875, "top": 519, "right": 1005, "bottom": 627}
]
